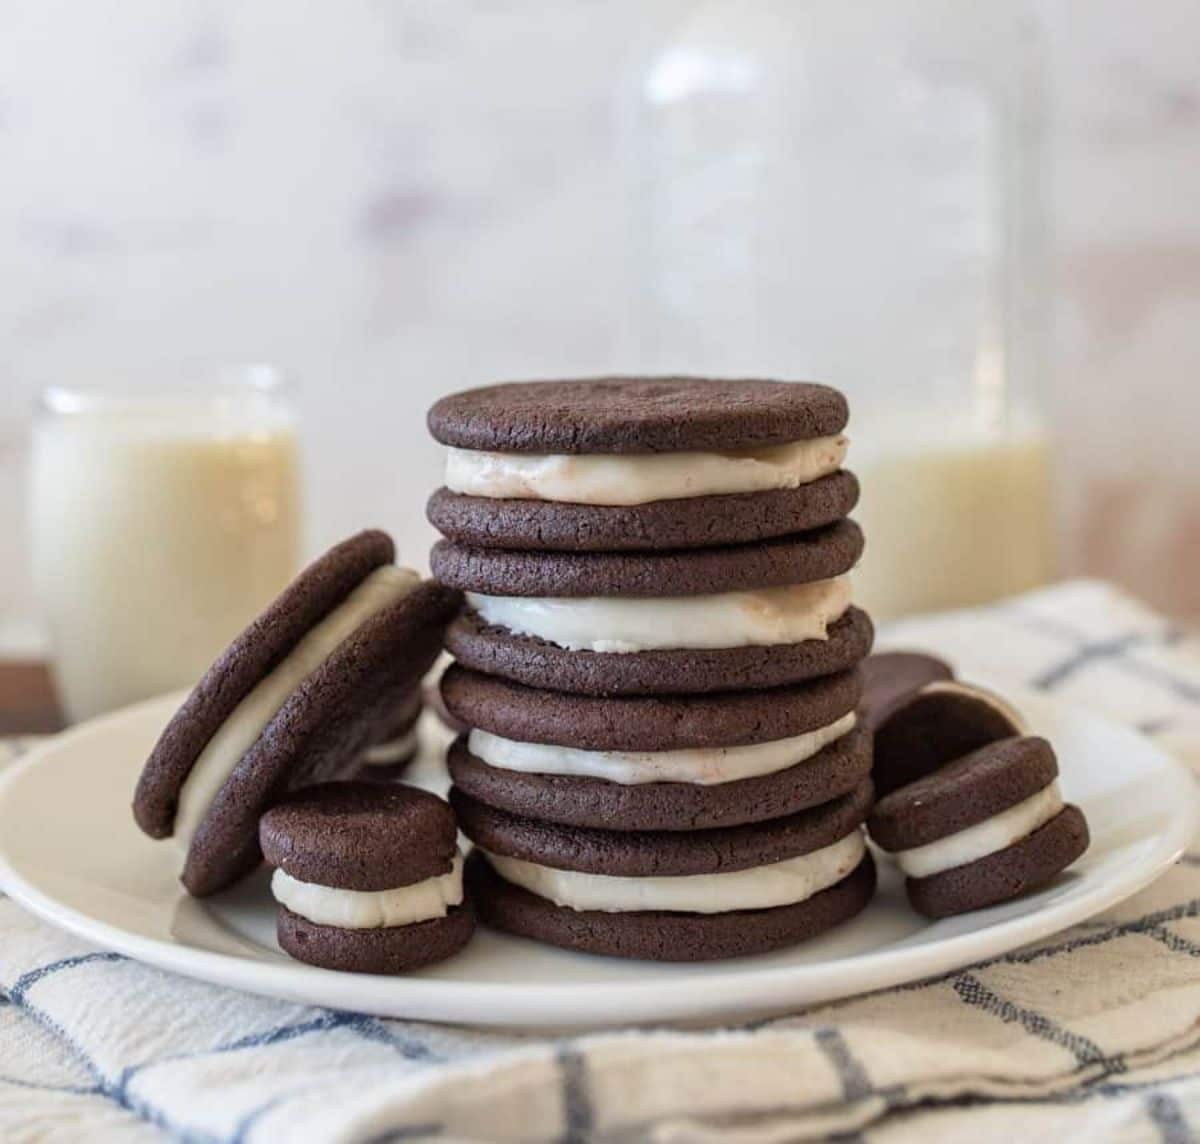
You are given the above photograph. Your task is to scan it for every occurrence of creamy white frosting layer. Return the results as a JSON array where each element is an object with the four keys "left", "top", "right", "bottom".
[
  {"left": 271, "top": 853, "right": 464, "bottom": 929},
  {"left": 468, "top": 713, "right": 857, "bottom": 786},
  {"left": 174, "top": 565, "right": 420, "bottom": 846},
  {"left": 468, "top": 575, "right": 852, "bottom": 654},
  {"left": 444, "top": 435, "right": 848, "bottom": 506},
  {"left": 894, "top": 782, "right": 1063, "bottom": 879},
  {"left": 484, "top": 832, "right": 864, "bottom": 914},
  {"left": 363, "top": 726, "right": 420, "bottom": 766}
]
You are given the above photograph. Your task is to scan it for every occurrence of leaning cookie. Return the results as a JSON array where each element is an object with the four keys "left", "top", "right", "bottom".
[
  {"left": 456, "top": 783, "right": 875, "bottom": 961},
  {"left": 868, "top": 737, "right": 1089, "bottom": 918},
  {"left": 873, "top": 680, "right": 1026, "bottom": 797},
  {"left": 132, "top": 530, "right": 460, "bottom": 897},
  {"left": 261, "top": 783, "right": 474, "bottom": 973},
  {"left": 355, "top": 689, "right": 424, "bottom": 782}
]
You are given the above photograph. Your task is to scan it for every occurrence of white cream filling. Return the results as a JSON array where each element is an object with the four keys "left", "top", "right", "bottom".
[
  {"left": 173, "top": 565, "right": 421, "bottom": 846},
  {"left": 893, "top": 782, "right": 1064, "bottom": 879},
  {"left": 468, "top": 713, "right": 857, "bottom": 786},
  {"left": 363, "top": 726, "right": 420, "bottom": 766},
  {"left": 445, "top": 435, "right": 848, "bottom": 506},
  {"left": 468, "top": 575, "right": 852, "bottom": 654},
  {"left": 271, "top": 853, "right": 464, "bottom": 929},
  {"left": 484, "top": 832, "right": 864, "bottom": 914}
]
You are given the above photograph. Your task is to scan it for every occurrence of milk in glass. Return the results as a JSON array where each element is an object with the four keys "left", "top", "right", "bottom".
[{"left": 31, "top": 372, "right": 301, "bottom": 722}]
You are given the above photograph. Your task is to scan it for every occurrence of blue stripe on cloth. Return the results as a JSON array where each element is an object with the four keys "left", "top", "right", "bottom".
[
  {"left": 1141, "top": 926, "right": 1200, "bottom": 959},
  {"left": 1125, "top": 660, "right": 1200, "bottom": 707},
  {"left": 8, "top": 951, "right": 127, "bottom": 1005},
  {"left": 952, "top": 973, "right": 1122, "bottom": 1073},
  {"left": 814, "top": 1027, "right": 872, "bottom": 1103},
  {"left": 1033, "top": 632, "right": 1146, "bottom": 691},
  {"left": 115, "top": 1008, "right": 442, "bottom": 1109},
  {"left": 364, "top": 1126, "right": 445, "bottom": 1142},
  {"left": 0, "top": 1074, "right": 101, "bottom": 1096},
  {"left": 1007, "top": 607, "right": 1199, "bottom": 703},
  {"left": 110, "top": 1011, "right": 358, "bottom": 1107},
  {"left": 556, "top": 1044, "right": 594, "bottom": 1144},
  {"left": 229, "top": 1089, "right": 326, "bottom": 1144},
  {"left": 344, "top": 1014, "right": 442, "bottom": 1062},
  {"left": 1145, "top": 1091, "right": 1195, "bottom": 1144}
]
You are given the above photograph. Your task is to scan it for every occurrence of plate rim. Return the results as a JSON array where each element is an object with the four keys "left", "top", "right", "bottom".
[{"left": 0, "top": 689, "right": 1196, "bottom": 1028}]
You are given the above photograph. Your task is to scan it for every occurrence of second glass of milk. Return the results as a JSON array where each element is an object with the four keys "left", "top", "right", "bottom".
[{"left": 31, "top": 366, "right": 302, "bottom": 723}]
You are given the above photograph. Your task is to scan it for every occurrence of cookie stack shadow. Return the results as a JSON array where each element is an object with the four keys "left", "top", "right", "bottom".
[{"left": 425, "top": 378, "right": 878, "bottom": 961}]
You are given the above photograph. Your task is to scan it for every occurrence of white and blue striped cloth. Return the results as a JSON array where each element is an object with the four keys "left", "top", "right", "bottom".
[{"left": 2, "top": 580, "right": 1199, "bottom": 1143}]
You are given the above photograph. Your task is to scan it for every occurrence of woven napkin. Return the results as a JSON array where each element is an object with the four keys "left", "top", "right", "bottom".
[{"left": 1, "top": 579, "right": 1198, "bottom": 1144}]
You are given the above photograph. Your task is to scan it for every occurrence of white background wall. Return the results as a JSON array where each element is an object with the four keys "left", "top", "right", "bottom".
[{"left": 1, "top": 0, "right": 1197, "bottom": 645}]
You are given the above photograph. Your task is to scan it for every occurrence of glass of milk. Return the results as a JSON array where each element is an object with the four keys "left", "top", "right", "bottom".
[
  {"left": 30, "top": 366, "right": 302, "bottom": 723},
  {"left": 630, "top": 1, "right": 1054, "bottom": 620}
]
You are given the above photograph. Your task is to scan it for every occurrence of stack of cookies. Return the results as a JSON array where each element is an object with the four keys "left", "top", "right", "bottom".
[{"left": 426, "top": 377, "right": 878, "bottom": 961}]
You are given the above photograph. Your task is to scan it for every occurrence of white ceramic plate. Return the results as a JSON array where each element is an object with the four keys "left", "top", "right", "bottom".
[{"left": 0, "top": 689, "right": 1195, "bottom": 1030}]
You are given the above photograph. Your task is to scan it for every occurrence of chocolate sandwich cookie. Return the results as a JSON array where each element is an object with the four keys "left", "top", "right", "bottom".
[
  {"left": 455, "top": 783, "right": 875, "bottom": 960},
  {"left": 873, "top": 681, "right": 1026, "bottom": 797},
  {"left": 868, "top": 737, "right": 1089, "bottom": 918},
  {"left": 444, "top": 605, "right": 874, "bottom": 697},
  {"left": 133, "top": 530, "right": 461, "bottom": 897},
  {"left": 441, "top": 664, "right": 862, "bottom": 753},
  {"left": 860, "top": 651, "right": 954, "bottom": 732},
  {"left": 448, "top": 723, "right": 872, "bottom": 832},
  {"left": 431, "top": 520, "right": 863, "bottom": 599},
  {"left": 261, "top": 783, "right": 474, "bottom": 973},
  {"left": 428, "top": 378, "right": 856, "bottom": 554},
  {"left": 433, "top": 523, "right": 863, "bottom": 696},
  {"left": 355, "top": 689, "right": 424, "bottom": 782},
  {"left": 426, "top": 472, "right": 861, "bottom": 554}
]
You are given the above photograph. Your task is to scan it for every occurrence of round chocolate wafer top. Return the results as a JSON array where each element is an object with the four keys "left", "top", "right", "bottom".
[
  {"left": 261, "top": 781, "right": 458, "bottom": 891},
  {"left": 428, "top": 377, "right": 848, "bottom": 454}
]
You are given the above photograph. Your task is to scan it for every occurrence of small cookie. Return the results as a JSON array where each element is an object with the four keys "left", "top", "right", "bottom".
[
  {"left": 133, "top": 530, "right": 461, "bottom": 897},
  {"left": 355, "top": 689, "right": 424, "bottom": 782},
  {"left": 867, "top": 737, "right": 1089, "bottom": 918},
  {"left": 873, "top": 680, "right": 1026, "bottom": 797},
  {"left": 860, "top": 651, "right": 954, "bottom": 732},
  {"left": 431, "top": 520, "right": 863, "bottom": 599},
  {"left": 455, "top": 783, "right": 875, "bottom": 960},
  {"left": 261, "top": 782, "right": 474, "bottom": 973},
  {"left": 441, "top": 664, "right": 862, "bottom": 753},
  {"left": 447, "top": 723, "right": 873, "bottom": 831}
]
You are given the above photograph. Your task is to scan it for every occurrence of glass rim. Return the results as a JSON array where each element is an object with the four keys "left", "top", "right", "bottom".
[{"left": 38, "top": 363, "right": 290, "bottom": 416}]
